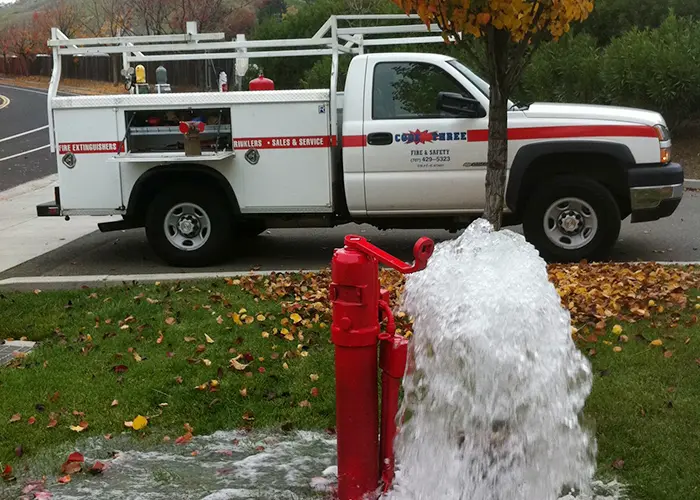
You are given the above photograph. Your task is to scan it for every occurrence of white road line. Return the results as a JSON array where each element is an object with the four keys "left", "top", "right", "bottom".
[
  {"left": 0, "top": 84, "right": 48, "bottom": 96},
  {"left": 0, "top": 125, "right": 49, "bottom": 144},
  {"left": 0, "top": 144, "right": 50, "bottom": 163}
]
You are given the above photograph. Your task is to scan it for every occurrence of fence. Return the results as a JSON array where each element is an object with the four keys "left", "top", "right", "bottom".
[{"left": 0, "top": 53, "right": 246, "bottom": 90}]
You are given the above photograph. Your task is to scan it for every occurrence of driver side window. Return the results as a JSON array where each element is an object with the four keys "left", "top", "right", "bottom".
[{"left": 372, "top": 61, "right": 476, "bottom": 120}]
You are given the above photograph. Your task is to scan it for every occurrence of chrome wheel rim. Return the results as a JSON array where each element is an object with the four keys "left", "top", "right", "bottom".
[
  {"left": 164, "top": 202, "right": 211, "bottom": 251},
  {"left": 543, "top": 197, "right": 598, "bottom": 250}
]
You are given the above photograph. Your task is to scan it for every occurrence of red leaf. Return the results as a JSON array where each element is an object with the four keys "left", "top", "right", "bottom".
[
  {"left": 9, "top": 413, "right": 21, "bottom": 423},
  {"left": 112, "top": 365, "right": 129, "bottom": 373},
  {"left": 157, "top": 332, "right": 164, "bottom": 344},
  {"left": 27, "top": 416, "right": 36, "bottom": 425},
  {"left": 47, "top": 419, "right": 58, "bottom": 428},
  {"left": 258, "top": 367, "right": 266, "bottom": 374},
  {"left": 67, "top": 452, "right": 84, "bottom": 463},
  {"left": 175, "top": 432, "right": 193, "bottom": 445},
  {"left": 2, "top": 465, "right": 12, "bottom": 477},
  {"left": 89, "top": 461, "right": 106, "bottom": 474},
  {"left": 310, "top": 387, "right": 319, "bottom": 397},
  {"left": 57, "top": 475, "right": 71, "bottom": 484},
  {"left": 50, "top": 391, "right": 60, "bottom": 402},
  {"left": 61, "top": 462, "right": 82, "bottom": 475}
]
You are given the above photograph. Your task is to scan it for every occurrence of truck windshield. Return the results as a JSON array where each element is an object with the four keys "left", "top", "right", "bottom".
[{"left": 447, "top": 59, "right": 517, "bottom": 109}]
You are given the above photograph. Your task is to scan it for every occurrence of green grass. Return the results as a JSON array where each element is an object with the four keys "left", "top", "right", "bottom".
[
  {"left": 584, "top": 315, "right": 700, "bottom": 500},
  {"left": 2, "top": 282, "right": 700, "bottom": 500},
  {"left": 0, "top": 281, "right": 336, "bottom": 470}
]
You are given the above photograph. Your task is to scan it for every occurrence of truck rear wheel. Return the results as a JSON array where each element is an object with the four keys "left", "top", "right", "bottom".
[
  {"left": 522, "top": 175, "right": 621, "bottom": 263},
  {"left": 145, "top": 184, "right": 233, "bottom": 267}
]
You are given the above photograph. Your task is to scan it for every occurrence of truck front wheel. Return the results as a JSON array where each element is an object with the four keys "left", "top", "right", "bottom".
[
  {"left": 145, "top": 184, "right": 233, "bottom": 267},
  {"left": 522, "top": 176, "right": 621, "bottom": 263}
]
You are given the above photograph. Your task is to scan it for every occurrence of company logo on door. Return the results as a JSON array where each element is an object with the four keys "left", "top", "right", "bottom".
[{"left": 395, "top": 129, "right": 469, "bottom": 145}]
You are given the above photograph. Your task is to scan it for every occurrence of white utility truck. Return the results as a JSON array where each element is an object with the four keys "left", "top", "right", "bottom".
[{"left": 38, "top": 15, "right": 684, "bottom": 266}]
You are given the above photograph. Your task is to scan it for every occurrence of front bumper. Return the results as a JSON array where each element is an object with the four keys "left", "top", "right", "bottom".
[{"left": 628, "top": 162, "right": 684, "bottom": 223}]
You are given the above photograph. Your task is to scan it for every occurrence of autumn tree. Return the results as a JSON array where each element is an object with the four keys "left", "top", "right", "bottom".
[{"left": 393, "top": 0, "right": 595, "bottom": 229}]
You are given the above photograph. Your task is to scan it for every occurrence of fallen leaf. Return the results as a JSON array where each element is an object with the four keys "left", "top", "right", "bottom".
[
  {"left": 175, "top": 376, "right": 183, "bottom": 384},
  {"left": 205, "top": 334, "right": 215, "bottom": 344},
  {"left": 611, "top": 459, "right": 625, "bottom": 470},
  {"left": 165, "top": 317, "right": 176, "bottom": 325},
  {"left": 70, "top": 425, "right": 86, "bottom": 432},
  {"left": 664, "top": 350, "right": 674, "bottom": 358},
  {"left": 310, "top": 374, "right": 319, "bottom": 381},
  {"left": 57, "top": 475, "right": 71, "bottom": 484},
  {"left": 27, "top": 416, "right": 36, "bottom": 425},
  {"left": 311, "top": 387, "right": 319, "bottom": 397},
  {"left": 157, "top": 332, "right": 164, "bottom": 344},
  {"left": 256, "top": 314, "right": 266, "bottom": 321},
  {"left": 258, "top": 367, "right": 266, "bottom": 373},
  {"left": 33, "top": 289, "right": 42, "bottom": 294},
  {"left": 650, "top": 339, "right": 663, "bottom": 347},
  {"left": 15, "top": 445, "right": 23, "bottom": 457},
  {"left": 132, "top": 415, "right": 148, "bottom": 430},
  {"left": 88, "top": 461, "right": 106, "bottom": 474},
  {"left": 124, "top": 421, "right": 133, "bottom": 428},
  {"left": 229, "top": 355, "right": 249, "bottom": 371},
  {"left": 47, "top": 419, "right": 58, "bottom": 428},
  {"left": 50, "top": 391, "right": 60, "bottom": 402},
  {"left": 203, "top": 359, "right": 212, "bottom": 366},
  {"left": 613, "top": 346, "right": 622, "bottom": 353},
  {"left": 184, "top": 336, "right": 196, "bottom": 343},
  {"left": 61, "top": 462, "right": 82, "bottom": 475},
  {"left": 112, "top": 365, "right": 128, "bottom": 373},
  {"left": 261, "top": 331, "right": 270, "bottom": 338},
  {"left": 133, "top": 352, "right": 142, "bottom": 362},
  {"left": 612, "top": 325, "right": 623, "bottom": 335},
  {"left": 9, "top": 413, "right": 21, "bottom": 423},
  {"left": 104, "top": 434, "right": 112, "bottom": 440},
  {"left": 175, "top": 432, "right": 193, "bottom": 444},
  {"left": 216, "top": 315, "right": 224, "bottom": 325},
  {"left": 233, "top": 313, "right": 242, "bottom": 326},
  {"left": 111, "top": 399, "right": 119, "bottom": 407},
  {"left": 282, "top": 362, "right": 289, "bottom": 370},
  {"left": 299, "top": 400, "right": 311, "bottom": 408},
  {"left": 239, "top": 388, "right": 248, "bottom": 397},
  {"left": 242, "top": 412, "right": 254, "bottom": 421},
  {"left": 290, "top": 313, "right": 302, "bottom": 324}
]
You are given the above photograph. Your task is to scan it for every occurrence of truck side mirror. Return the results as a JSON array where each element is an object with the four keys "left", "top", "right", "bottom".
[{"left": 437, "top": 92, "right": 485, "bottom": 118}]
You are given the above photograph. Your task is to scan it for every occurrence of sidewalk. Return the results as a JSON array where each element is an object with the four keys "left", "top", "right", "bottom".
[{"left": 0, "top": 175, "right": 112, "bottom": 273}]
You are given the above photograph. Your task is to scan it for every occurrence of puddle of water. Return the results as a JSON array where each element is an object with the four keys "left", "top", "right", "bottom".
[{"left": 9, "top": 431, "right": 337, "bottom": 500}]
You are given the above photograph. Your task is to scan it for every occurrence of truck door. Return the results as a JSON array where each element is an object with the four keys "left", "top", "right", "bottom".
[{"left": 362, "top": 58, "right": 489, "bottom": 214}]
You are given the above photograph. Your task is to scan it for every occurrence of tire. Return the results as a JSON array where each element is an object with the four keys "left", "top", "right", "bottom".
[
  {"left": 522, "top": 175, "right": 621, "bottom": 263},
  {"left": 145, "top": 183, "right": 233, "bottom": 267}
]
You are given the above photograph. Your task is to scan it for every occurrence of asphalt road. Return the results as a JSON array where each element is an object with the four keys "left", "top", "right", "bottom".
[
  {"left": 0, "top": 84, "right": 698, "bottom": 279},
  {"left": 0, "top": 84, "right": 55, "bottom": 191},
  {"left": 1, "top": 188, "right": 698, "bottom": 279}
]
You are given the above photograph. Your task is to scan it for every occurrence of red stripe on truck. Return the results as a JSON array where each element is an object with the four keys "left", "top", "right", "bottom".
[
  {"left": 233, "top": 135, "right": 336, "bottom": 150},
  {"left": 342, "top": 135, "right": 367, "bottom": 147},
  {"left": 58, "top": 142, "right": 125, "bottom": 154},
  {"left": 466, "top": 124, "right": 657, "bottom": 142}
]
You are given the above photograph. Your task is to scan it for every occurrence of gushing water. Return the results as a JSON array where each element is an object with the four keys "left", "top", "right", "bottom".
[{"left": 386, "top": 219, "right": 598, "bottom": 500}]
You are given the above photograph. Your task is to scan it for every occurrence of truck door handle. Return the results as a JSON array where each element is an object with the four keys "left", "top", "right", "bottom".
[{"left": 366, "top": 132, "right": 393, "bottom": 146}]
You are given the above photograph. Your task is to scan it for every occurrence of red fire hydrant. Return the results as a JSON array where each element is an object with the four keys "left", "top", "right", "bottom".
[{"left": 330, "top": 234, "right": 434, "bottom": 500}]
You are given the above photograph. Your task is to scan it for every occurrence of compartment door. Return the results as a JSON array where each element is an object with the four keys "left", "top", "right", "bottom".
[{"left": 54, "top": 107, "right": 123, "bottom": 212}]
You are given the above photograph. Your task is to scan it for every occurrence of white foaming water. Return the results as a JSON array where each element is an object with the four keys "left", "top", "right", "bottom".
[{"left": 386, "top": 219, "right": 600, "bottom": 500}]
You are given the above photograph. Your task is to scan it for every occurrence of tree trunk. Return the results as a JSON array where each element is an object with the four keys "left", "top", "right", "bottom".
[{"left": 483, "top": 30, "right": 510, "bottom": 230}]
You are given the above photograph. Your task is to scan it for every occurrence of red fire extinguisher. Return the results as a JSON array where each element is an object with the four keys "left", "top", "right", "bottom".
[{"left": 330, "top": 234, "right": 434, "bottom": 500}]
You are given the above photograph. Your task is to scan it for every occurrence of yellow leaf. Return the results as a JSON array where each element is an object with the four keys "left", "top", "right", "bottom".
[
  {"left": 70, "top": 425, "right": 86, "bottom": 432},
  {"left": 205, "top": 334, "right": 215, "bottom": 344},
  {"left": 239, "top": 308, "right": 247, "bottom": 314},
  {"left": 244, "top": 315, "right": 255, "bottom": 325},
  {"left": 256, "top": 314, "right": 266, "bottom": 321},
  {"left": 239, "top": 387, "right": 248, "bottom": 397},
  {"left": 132, "top": 415, "right": 148, "bottom": 431},
  {"left": 310, "top": 373, "right": 319, "bottom": 381},
  {"left": 111, "top": 399, "right": 118, "bottom": 407},
  {"left": 613, "top": 346, "right": 622, "bottom": 352},
  {"left": 612, "top": 325, "right": 623, "bottom": 335},
  {"left": 650, "top": 339, "right": 663, "bottom": 347},
  {"left": 133, "top": 352, "right": 142, "bottom": 362},
  {"left": 202, "top": 359, "right": 212, "bottom": 366},
  {"left": 290, "top": 313, "right": 302, "bottom": 324},
  {"left": 229, "top": 355, "right": 249, "bottom": 371},
  {"left": 261, "top": 331, "right": 270, "bottom": 338},
  {"left": 210, "top": 379, "right": 219, "bottom": 388},
  {"left": 282, "top": 362, "right": 289, "bottom": 370},
  {"left": 233, "top": 313, "right": 243, "bottom": 326},
  {"left": 124, "top": 421, "right": 133, "bottom": 428}
]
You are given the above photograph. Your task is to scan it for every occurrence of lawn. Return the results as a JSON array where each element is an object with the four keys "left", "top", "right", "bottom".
[{"left": 1, "top": 266, "right": 700, "bottom": 500}]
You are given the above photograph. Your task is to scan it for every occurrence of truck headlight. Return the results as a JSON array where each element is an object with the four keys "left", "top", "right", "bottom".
[{"left": 654, "top": 124, "right": 671, "bottom": 164}]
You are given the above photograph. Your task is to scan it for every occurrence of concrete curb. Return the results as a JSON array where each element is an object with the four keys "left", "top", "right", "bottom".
[
  {"left": 686, "top": 178, "right": 700, "bottom": 189},
  {"left": 0, "top": 269, "right": 325, "bottom": 292},
  {"left": 1, "top": 263, "right": 698, "bottom": 292}
]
